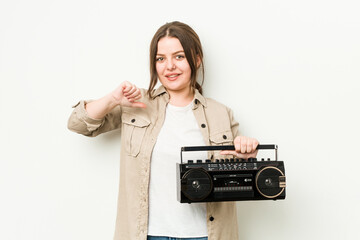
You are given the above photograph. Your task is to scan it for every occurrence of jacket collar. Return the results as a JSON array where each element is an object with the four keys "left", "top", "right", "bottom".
[
  {"left": 152, "top": 85, "right": 167, "bottom": 97},
  {"left": 193, "top": 88, "right": 207, "bottom": 108},
  {"left": 152, "top": 85, "right": 207, "bottom": 108}
]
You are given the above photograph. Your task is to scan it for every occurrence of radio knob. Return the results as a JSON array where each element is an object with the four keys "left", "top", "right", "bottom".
[
  {"left": 230, "top": 158, "right": 235, "bottom": 162},
  {"left": 188, "top": 160, "right": 194, "bottom": 163},
  {"left": 267, "top": 158, "right": 271, "bottom": 161},
  {"left": 225, "top": 159, "right": 229, "bottom": 162},
  {"left": 205, "top": 159, "right": 211, "bottom": 163},
  {"left": 197, "top": 160, "right": 202, "bottom": 163},
  {"left": 221, "top": 159, "right": 225, "bottom": 163},
  {"left": 248, "top": 158, "right": 257, "bottom": 162},
  {"left": 261, "top": 158, "right": 265, "bottom": 161},
  {"left": 240, "top": 158, "right": 246, "bottom": 162},
  {"left": 216, "top": 159, "right": 220, "bottom": 163}
]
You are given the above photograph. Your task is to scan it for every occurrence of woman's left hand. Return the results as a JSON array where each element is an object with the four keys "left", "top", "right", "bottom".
[{"left": 220, "top": 136, "right": 259, "bottom": 159}]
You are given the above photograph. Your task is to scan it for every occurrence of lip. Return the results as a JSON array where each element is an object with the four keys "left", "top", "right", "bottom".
[{"left": 165, "top": 73, "right": 181, "bottom": 81}]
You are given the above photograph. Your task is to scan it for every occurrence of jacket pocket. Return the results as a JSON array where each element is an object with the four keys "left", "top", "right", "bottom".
[
  {"left": 209, "top": 130, "right": 234, "bottom": 146},
  {"left": 122, "top": 112, "right": 150, "bottom": 157},
  {"left": 209, "top": 130, "right": 234, "bottom": 160}
]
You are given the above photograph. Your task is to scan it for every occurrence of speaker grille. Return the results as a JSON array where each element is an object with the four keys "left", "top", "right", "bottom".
[
  {"left": 256, "top": 166, "right": 285, "bottom": 198},
  {"left": 181, "top": 168, "right": 213, "bottom": 201}
]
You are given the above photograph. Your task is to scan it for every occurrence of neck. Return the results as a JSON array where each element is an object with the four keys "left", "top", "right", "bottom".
[{"left": 168, "top": 88, "right": 194, "bottom": 107}]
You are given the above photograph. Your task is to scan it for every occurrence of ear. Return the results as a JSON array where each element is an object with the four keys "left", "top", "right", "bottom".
[{"left": 196, "top": 55, "right": 202, "bottom": 68}]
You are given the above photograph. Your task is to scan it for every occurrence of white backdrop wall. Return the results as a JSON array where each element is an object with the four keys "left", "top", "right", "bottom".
[{"left": 1, "top": 0, "right": 359, "bottom": 239}]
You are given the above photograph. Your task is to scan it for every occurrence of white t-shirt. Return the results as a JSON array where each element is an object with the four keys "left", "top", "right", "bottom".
[{"left": 147, "top": 101, "right": 208, "bottom": 238}]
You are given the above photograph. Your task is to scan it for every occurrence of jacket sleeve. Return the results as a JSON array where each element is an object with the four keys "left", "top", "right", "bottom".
[
  {"left": 67, "top": 100, "right": 122, "bottom": 137},
  {"left": 227, "top": 107, "right": 240, "bottom": 139}
]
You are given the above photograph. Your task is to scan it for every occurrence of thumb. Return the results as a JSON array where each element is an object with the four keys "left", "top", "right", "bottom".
[{"left": 130, "top": 102, "right": 147, "bottom": 108}]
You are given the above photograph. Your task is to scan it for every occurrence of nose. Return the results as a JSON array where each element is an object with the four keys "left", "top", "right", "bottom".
[{"left": 166, "top": 59, "right": 175, "bottom": 70}]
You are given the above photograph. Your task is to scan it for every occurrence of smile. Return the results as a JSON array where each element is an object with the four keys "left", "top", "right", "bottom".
[{"left": 165, "top": 73, "right": 181, "bottom": 80}]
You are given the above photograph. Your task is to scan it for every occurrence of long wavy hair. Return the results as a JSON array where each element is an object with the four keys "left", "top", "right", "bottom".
[{"left": 147, "top": 21, "right": 204, "bottom": 98}]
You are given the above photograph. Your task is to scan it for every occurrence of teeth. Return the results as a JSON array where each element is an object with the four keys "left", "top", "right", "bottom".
[{"left": 168, "top": 74, "right": 178, "bottom": 78}]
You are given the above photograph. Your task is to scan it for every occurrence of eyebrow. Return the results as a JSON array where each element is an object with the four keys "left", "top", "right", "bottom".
[{"left": 156, "top": 50, "right": 185, "bottom": 56}]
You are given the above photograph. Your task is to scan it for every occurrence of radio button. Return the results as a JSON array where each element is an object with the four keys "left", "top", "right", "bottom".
[{"left": 253, "top": 163, "right": 258, "bottom": 170}]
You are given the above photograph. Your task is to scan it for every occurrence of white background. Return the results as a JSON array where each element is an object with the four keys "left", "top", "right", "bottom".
[{"left": 1, "top": 0, "right": 359, "bottom": 239}]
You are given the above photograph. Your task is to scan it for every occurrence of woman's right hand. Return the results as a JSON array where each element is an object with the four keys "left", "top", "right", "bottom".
[
  {"left": 85, "top": 81, "right": 146, "bottom": 119},
  {"left": 111, "top": 81, "right": 146, "bottom": 108}
]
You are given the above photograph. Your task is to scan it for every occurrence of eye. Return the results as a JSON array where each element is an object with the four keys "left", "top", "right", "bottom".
[
  {"left": 156, "top": 57, "right": 164, "bottom": 62},
  {"left": 176, "top": 55, "right": 185, "bottom": 60}
]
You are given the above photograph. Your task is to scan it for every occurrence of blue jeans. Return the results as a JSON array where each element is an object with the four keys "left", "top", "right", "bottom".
[{"left": 147, "top": 236, "right": 208, "bottom": 240}]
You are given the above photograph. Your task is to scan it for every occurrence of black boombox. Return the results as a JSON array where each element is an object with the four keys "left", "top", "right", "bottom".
[{"left": 176, "top": 144, "right": 286, "bottom": 203}]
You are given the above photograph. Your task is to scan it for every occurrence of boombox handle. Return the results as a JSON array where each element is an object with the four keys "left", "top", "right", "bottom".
[{"left": 180, "top": 144, "right": 278, "bottom": 164}]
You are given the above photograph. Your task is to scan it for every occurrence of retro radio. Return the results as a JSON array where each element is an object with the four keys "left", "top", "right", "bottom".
[{"left": 176, "top": 144, "right": 286, "bottom": 203}]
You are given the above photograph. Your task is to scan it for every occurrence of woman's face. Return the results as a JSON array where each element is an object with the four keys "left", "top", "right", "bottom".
[{"left": 156, "top": 37, "right": 192, "bottom": 96}]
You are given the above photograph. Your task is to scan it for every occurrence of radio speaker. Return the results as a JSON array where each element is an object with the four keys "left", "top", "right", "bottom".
[{"left": 181, "top": 169, "right": 213, "bottom": 201}]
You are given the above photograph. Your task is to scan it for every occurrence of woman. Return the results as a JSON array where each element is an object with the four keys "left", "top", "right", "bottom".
[{"left": 68, "top": 21, "right": 258, "bottom": 240}]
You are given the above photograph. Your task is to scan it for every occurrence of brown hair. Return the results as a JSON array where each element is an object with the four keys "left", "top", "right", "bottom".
[{"left": 147, "top": 21, "right": 204, "bottom": 98}]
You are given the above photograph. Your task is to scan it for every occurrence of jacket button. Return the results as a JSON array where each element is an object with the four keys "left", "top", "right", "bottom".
[
  {"left": 223, "top": 135, "right": 227, "bottom": 139},
  {"left": 201, "top": 124, "right": 206, "bottom": 128},
  {"left": 131, "top": 119, "right": 136, "bottom": 123},
  {"left": 209, "top": 216, "right": 214, "bottom": 221},
  {"left": 195, "top": 99, "right": 198, "bottom": 104}
]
